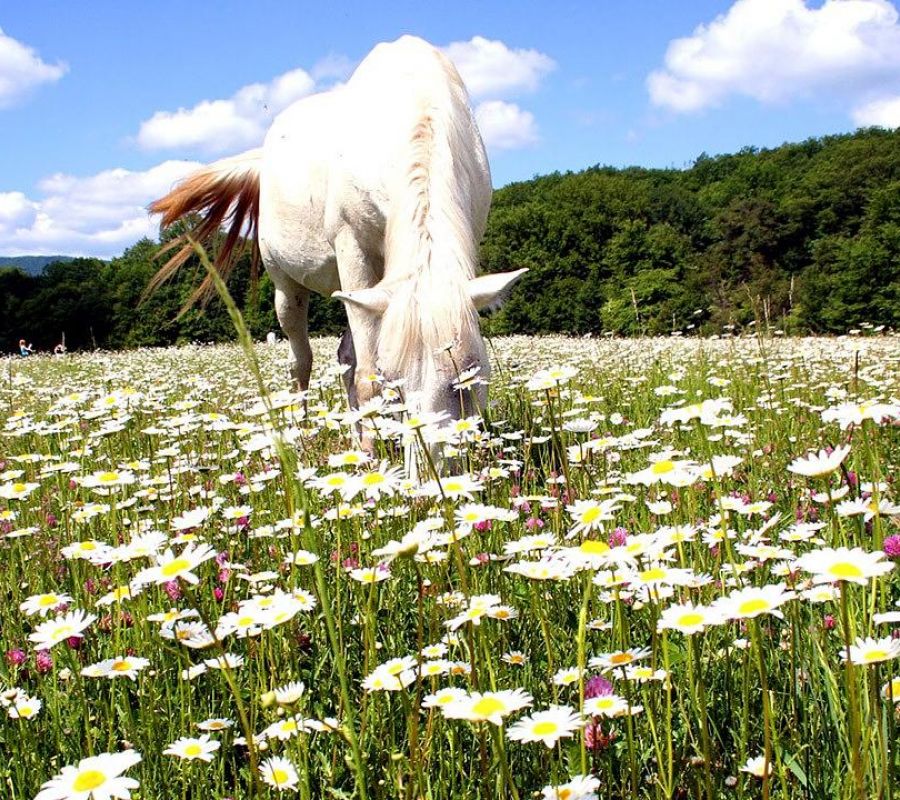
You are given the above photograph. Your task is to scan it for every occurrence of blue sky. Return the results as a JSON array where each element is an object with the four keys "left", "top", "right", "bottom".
[{"left": 1, "top": 0, "right": 899, "bottom": 257}]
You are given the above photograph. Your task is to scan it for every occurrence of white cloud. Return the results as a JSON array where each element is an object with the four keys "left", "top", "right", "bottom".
[
  {"left": 648, "top": 0, "right": 900, "bottom": 121},
  {"left": 0, "top": 160, "right": 201, "bottom": 258},
  {"left": 853, "top": 94, "right": 900, "bottom": 128},
  {"left": 475, "top": 100, "right": 539, "bottom": 151},
  {"left": 443, "top": 36, "right": 556, "bottom": 100},
  {"left": 310, "top": 53, "right": 354, "bottom": 83},
  {"left": 136, "top": 67, "right": 315, "bottom": 153},
  {"left": 0, "top": 27, "right": 67, "bottom": 109}
]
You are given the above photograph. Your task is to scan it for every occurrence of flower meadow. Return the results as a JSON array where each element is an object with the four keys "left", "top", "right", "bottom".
[{"left": 1, "top": 331, "right": 899, "bottom": 800}]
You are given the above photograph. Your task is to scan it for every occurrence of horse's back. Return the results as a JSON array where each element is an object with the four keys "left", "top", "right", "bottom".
[{"left": 258, "top": 36, "right": 490, "bottom": 292}]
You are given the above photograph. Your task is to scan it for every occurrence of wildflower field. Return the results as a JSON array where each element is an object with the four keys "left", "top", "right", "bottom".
[{"left": 2, "top": 332, "right": 899, "bottom": 800}]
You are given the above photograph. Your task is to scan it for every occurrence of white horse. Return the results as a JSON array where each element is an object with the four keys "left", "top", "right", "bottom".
[{"left": 150, "top": 35, "right": 526, "bottom": 425}]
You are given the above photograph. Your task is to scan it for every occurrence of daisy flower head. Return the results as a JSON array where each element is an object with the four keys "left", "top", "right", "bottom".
[
  {"left": 197, "top": 718, "right": 234, "bottom": 732},
  {"left": 741, "top": 755, "right": 773, "bottom": 778},
  {"left": 274, "top": 681, "right": 306, "bottom": 706},
  {"left": 566, "top": 498, "right": 619, "bottom": 537},
  {"left": 82, "top": 656, "right": 150, "bottom": 681},
  {"left": 657, "top": 601, "right": 724, "bottom": 636},
  {"left": 787, "top": 445, "right": 850, "bottom": 478},
  {"left": 842, "top": 636, "right": 900, "bottom": 666},
  {"left": 589, "top": 647, "right": 652, "bottom": 672},
  {"left": 265, "top": 714, "right": 310, "bottom": 741},
  {"left": 259, "top": 756, "right": 299, "bottom": 791},
  {"left": 20, "top": 592, "right": 74, "bottom": 617},
  {"left": 540, "top": 774, "right": 600, "bottom": 800},
  {"left": 35, "top": 750, "right": 142, "bottom": 800},
  {"left": 715, "top": 583, "right": 795, "bottom": 621},
  {"left": 7, "top": 695, "right": 41, "bottom": 719},
  {"left": 527, "top": 364, "right": 579, "bottom": 392},
  {"left": 29, "top": 609, "right": 97, "bottom": 650},
  {"left": 442, "top": 688, "right": 533, "bottom": 726},
  {"left": 553, "top": 666, "right": 585, "bottom": 687},
  {"left": 506, "top": 705, "right": 584, "bottom": 748},
  {"left": 795, "top": 546, "right": 893, "bottom": 586},
  {"left": 626, "top": 456, "right": 700, "bottom": 487},
  {"left": 0, "top": 480, "right": 40, "bottom": 501},
  {"left": 420, "top": 474, "right": 484, "bottom": 501},
  {"left": 422, "top": 687, "right": 469, "bottom": 709},
  {"left": 135, "top": 542, "right": 217, "bottom": 586},
  {"left": 582, "top": 693, "right": 631, "bottom": 718},
  {"left": 164, "top": 734, "right": 220, "bottom": 762}
]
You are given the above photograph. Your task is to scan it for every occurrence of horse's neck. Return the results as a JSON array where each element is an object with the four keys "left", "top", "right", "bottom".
[{"left": 383, "top": 109, "right": 479, "bottom": 286}]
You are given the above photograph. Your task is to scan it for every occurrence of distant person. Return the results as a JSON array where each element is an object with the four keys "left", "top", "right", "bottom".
[
  {"left": 18, "top": 339, "right": 33, "bottom": 357},
  {"left": 53, "top": 342, "right": 67, "bottom": 355}
]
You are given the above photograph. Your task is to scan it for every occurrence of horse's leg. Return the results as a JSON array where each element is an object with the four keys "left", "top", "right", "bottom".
[
  {"left": 333, "top": 229, "right": 381, "bottom": 406},
  {"left": 337, "top": 329, "right": 358, "bottom": 408},
  {"left": 334, "top": 228, "right": 382, "bottom": 453},
  {"left": 270, "top": 267, "right": 313, "bottom": 392}
]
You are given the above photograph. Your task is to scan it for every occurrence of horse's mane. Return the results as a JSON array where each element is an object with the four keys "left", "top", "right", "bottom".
[{"left": 378, "top": 66, "right": 484, "bottom": 385}]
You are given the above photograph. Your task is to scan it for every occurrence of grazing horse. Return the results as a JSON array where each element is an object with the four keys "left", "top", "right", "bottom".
[{"left": 150, "top": 35, "right": 526, "bottom": 427}]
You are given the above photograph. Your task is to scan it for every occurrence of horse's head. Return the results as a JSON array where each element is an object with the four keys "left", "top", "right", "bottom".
[{"left": 334, "top": 268, "right": 527, "bottom": 420}]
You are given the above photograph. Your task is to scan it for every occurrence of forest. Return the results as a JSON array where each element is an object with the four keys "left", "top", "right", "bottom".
[{"left": 2, "top": 127, "right": 898, "bottom": 353}]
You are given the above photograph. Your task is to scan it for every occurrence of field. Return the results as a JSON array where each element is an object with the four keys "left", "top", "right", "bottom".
[{"left": 2, "top": 332, "right": 899, "bottom": 800}]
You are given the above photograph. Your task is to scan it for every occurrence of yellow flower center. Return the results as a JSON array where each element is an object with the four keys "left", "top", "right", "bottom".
[
  {"left": 112, "top": 660, "right": 131, "bottom": 672},
  {"left": 13, "top": 483, "right": 26, "bottom": 492},
  {"left": 184, "top": 743, "right": 202, "bottom": 757},
  {"left": 73, "top": 770, "right": 106, "bottom": 791},
  {"left": 161, "top": 558, "right": 190, "bottom": 578},
  {"left": 610, "top": 652, "right": 633, "bottom": 665},
  {"left": 37, "top": 595, "right": 58, "bottom": 607},
  {"left": 581, "top": 507, "right": 601, "bottom": 524},
  {"left": 640, "top": 568, "right": 667, "bottom": 582},
  {"left": 738, "top": 598, "right": 770, "bottom": 616},
  {"left": 829, "top": 562, "right": 864, "bottom": 580},
  {"left": 651, "top": 460, "right": 675, "bottom": 475},
  {"left": 678, "top": 613, "right": 704, "bottom": 627},
  {"left": 580, "top": 540, "right": 609, "bottom": 555},
  {"left": 272, "top": 768, "right": 290, "bottom": 785},
  {"left": 444, "top": 481, "right": 463, "bottom": 493},
  {"left": 362, "top": 473, "right": 385, "bottom": 486},
  {"left": 864, "top": 649, "right": 889, "bottom": 662},
  {"left": 98, "top": 472, "right": 119, "bottom": 483},
  {"left": 532, "top": 721, "right": 559, "bottom": 736},
  {"left": 472, "top": 696, "right": 505, "bottom": 717}
]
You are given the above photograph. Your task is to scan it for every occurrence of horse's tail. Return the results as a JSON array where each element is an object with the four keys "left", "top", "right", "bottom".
[{"left": 146, "top": 148, "right": 262, "bottom": 308}]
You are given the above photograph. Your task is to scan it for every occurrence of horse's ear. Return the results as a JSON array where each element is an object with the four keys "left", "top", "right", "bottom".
[
  {"left": 332, "top": 286, "right": 391, "bottom": 315},
  {"left": 468, "top": 268, "right": 528, "bottom": 311}
]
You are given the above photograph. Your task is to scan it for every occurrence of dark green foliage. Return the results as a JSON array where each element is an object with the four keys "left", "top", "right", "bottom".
[
  {"left": 3, "top": 128, "right": 899, "bottom": 353},
  {"left": 482, "top": 128, "right": 900, "bottom": 335}
]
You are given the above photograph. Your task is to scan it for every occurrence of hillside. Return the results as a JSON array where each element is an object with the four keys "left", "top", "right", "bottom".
[
  {"left": 0, "top": 255, "right": 76, "bottom": 276},
  {"left": 480, "top": 127, "right": 900, "bottom": 335}
]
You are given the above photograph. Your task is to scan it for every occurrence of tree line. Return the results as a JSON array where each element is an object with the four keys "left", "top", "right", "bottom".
[{"left": 2, "top": 128, "right": 898, "bottom": 353}]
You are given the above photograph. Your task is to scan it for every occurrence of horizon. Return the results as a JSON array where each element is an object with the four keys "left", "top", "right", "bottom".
[{"left": 2, "top": 0, "right": 900, "bottom": 258}]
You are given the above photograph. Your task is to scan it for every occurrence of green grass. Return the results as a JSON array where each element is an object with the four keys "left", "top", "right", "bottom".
[{"left": 0, "top": 330, "right": 898, "bottom": 799}]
